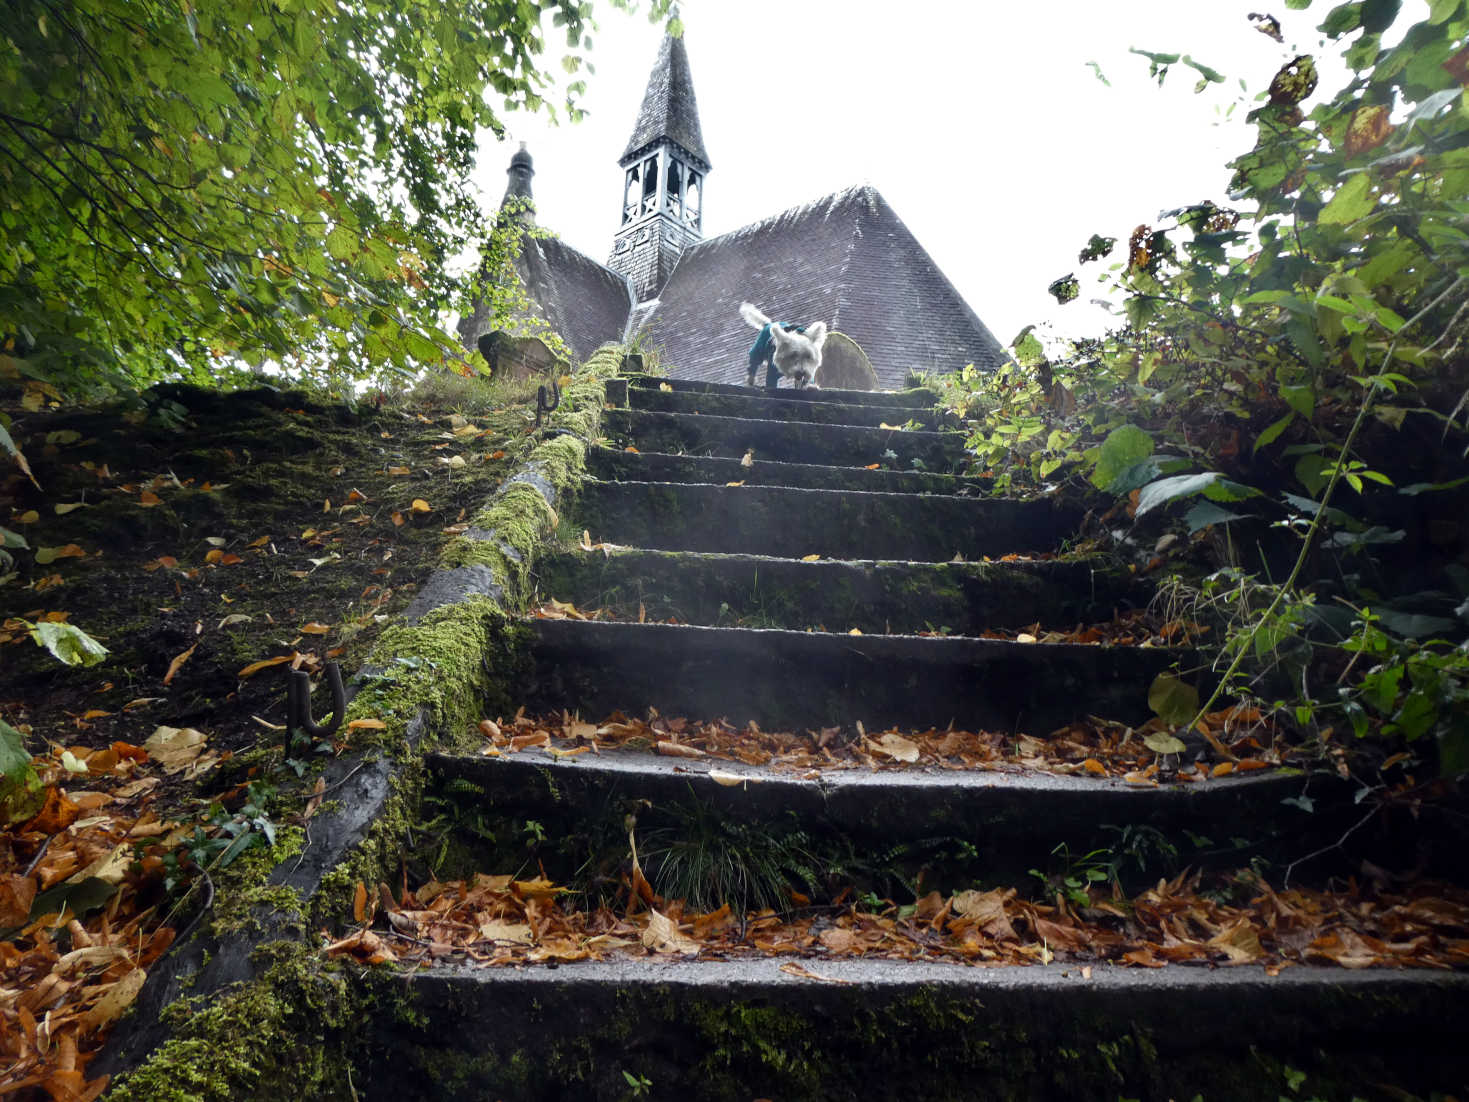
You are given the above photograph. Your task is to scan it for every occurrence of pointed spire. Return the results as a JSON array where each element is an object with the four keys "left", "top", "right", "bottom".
[
  {"left": 621, "top": 33, "right": 710, "bottom": 169},
  {"left": 500, "top": 142, "right": 535, "bottom": 224}
]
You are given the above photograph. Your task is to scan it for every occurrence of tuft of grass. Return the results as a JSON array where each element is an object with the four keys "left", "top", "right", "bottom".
[
  {"left": 406, "top": 367, "right": 545, "bottom": 414},
  {"left": 640, "top": 805, "right": 820, "bottom": 914}
]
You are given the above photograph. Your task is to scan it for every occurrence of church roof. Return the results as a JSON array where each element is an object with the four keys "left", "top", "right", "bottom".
[
  {"left": 516, "top": 236, "right": 634, "bottom": 363},
  {"left": 629, "top": 186, "right": 1008, "bottom": 389},
  {"left": 621, "top": 34, "right": 710, "bottom": 169},
  {"left": 458, "top": 234, "right": 633, "bottom": 365}
]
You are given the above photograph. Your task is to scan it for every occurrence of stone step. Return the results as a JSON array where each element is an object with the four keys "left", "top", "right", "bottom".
[
  {"left": 522, "top": 619, "right": 1178, "bottom": 732},
  {"left": 428, "top": 748, "right": 1306, "bottom": 891},
  {"left": 602, "top": 408, "right": 966, "bottom": 469},
  {"left": 536, "top": 548, "right": 1141, "bottom": 634},
  {"left": 572, "top": 481, "right": 1080, "bottom": 561},
  {"left": 626, "top": 372, "right": 939, "bottom": 409},
  {"left": 359, "top": 957, "right": 1468, "bottom": 1101},
  {"left": 588, "top": 445, "right": 987, "bottom": 494},
  {"left": 627, "top": 386, "right": 948, "bottom": 429}
]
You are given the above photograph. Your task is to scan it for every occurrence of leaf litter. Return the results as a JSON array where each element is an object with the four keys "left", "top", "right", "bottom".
[
  {"left": 327, "top": 866, "right": 1469, "bottom": 974},
  {"left": 475, "top": 705, "right": 1297, "bottom": 782}
]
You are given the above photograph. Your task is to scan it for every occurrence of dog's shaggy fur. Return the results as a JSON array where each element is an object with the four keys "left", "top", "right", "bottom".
[{"left": 740, "top": 302, "right": 828, "bottom": 389}]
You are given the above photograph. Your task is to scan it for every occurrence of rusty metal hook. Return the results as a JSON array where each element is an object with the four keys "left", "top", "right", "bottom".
[
  {"left": 286, "top": 661, "right": 344, "bottom": 750},
  {"left": 535, "top": 377, "right": 561, "bottom": 428}
]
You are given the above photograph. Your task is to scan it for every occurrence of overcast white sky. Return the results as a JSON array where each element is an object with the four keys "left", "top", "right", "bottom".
[{"left": 475, "top": 0, "right": 1369, "bottom": 350}]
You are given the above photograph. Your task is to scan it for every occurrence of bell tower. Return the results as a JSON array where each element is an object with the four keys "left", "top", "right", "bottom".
[{"left": 607, "top": 33, "right": 710, "bottom": 303}]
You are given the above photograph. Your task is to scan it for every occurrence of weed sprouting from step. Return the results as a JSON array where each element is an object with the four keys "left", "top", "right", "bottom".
[{"left": 639, "top": 804, "right": 821, "bottom": 915}]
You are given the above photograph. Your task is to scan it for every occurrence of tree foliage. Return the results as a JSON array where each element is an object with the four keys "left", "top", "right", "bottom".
[
  {"left": 941, "top": 0, "right": 1469, "bottom": 771},
  {"left": 0, "top": 0, "right": 666, "bottom": 398}
]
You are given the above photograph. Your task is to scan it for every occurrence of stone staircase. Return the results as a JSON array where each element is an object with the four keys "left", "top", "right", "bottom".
[{"left": 358, "top": 375, "right": 1466, "bottom": 1100}]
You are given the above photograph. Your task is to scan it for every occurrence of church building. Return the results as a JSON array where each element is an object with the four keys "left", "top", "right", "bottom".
[{"left": 459, "top": 33, "right": 1007, "bottom": 390}]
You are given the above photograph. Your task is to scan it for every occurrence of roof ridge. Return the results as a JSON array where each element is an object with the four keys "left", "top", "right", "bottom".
[{"left": 830, "top": 186, "right": 877, "bottom": 332}]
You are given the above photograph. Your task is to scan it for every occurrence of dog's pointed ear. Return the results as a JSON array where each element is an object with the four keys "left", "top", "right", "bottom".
[{"left": 804, "top": 322, "right": 828, "bottom": 350}]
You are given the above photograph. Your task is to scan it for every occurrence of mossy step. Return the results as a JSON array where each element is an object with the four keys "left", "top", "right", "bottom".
[
  {"left": 522, "top": 619, "right": 1177, "bottom": 732},
  {"left": 627, "top": 387, "right": 948, "bottom": 430},
  {"left": 626, "top": 372, "right": 939, "bottom": 409},
  {"left": 359, "top": 958, "right": 1468, "bottom": 1102},
  {"left": 589, "top": 446, "right": 985, "bottom": 495},
  {"left": 572, "top": 481, "right": 1080, "bottom": 561},
  {"left": 537, "top": 548, "right": 1140, "bottom": 634},
  {"left": 428, "top": 749, "right": 1306, "bottom": 889},
  {"left": 602, "top": 408, "right": 965, "bottom": 469}
]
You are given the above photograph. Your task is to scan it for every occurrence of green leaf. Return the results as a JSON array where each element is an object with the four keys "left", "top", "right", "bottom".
[
  {"left": 1144, "top": 731, "right": 1188, "bottom": 754},
  {"left": 1318, "top": 173, "right": 1375, "bottom": 224},
  {"left": 1091, "top": 425, "right": 1154, "bottom": 490},
  {"left": 1148, "top": 673, "right": 1199, "bottom": 727},
  {"left": 1254, "top": 412, "right": 1296, "bottom": 452},
  {"left": 0, "top": 525, "right": 27, "bottom": 550},
  {"left": 1279, "top": 384, "right": 1315, "bottom": 419},
  {"left": 29, "top": 621, "right": 109, "bottom": 667},
  {"left": 1136, "top": 472, "right": 1220, "bottom": 515},
  {"left": 1, "top": 718, "right": 44, "bottom": 828},
  {"left": 28, "top": 877, "right": 119, "bottom": 922},
  {"left": 1185, "top": 502, "right": 1246, "bottom": 532}
]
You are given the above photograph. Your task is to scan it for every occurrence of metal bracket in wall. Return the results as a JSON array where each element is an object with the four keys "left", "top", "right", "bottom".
[
  {"left": 535, "top": 378, "right": 561, "bottom": 427},
  {"left": 286, "top": 661, "right": 345, "bottom": 749}
]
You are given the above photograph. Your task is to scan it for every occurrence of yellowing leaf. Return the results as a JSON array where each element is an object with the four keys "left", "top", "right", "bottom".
[
  {"left": 387, "top": 465, "right": 411, "bottom": 476},
  {"left": 299, "top": 622, "right": 331, "bottom": 635},
  {"left": 54, "top": 502, "right": 86, "bottom": 515},
  {"left": 163, "top": 643, "right": 197, "bottom": 686},
  {"left": 411, "top": 499, "right": 431, "bottom": 513},
  {"left": 658, "top": 382, "right": 673, "bottom": 392},
  {"left": 868, "top": 733, "right": 920, "bottom": 763},
  {"left": 238, "top": 654, "right": 294, "bottom": 678},
  {"left": 725, "top": 480, "right": 745, "bottom": 487},
  {"left": 347, "top": 718, "right": 387, "bottom": 730},
  {"left": 801, "top": 554, "right": 821, "bottom": 562},
  {"left": 138, "top": 490, "right": 163, "bottom": 507},
  {"left": 642, "top": 908, "right": 700, "bottom": 955}
]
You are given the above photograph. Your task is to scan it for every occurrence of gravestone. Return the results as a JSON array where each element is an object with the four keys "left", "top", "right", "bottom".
[
  {"left": 817, "top": 331, "right": 878, "bottom": 391},
  {"left": 476, "top": 330, "right": 568, "bottom": 381}
]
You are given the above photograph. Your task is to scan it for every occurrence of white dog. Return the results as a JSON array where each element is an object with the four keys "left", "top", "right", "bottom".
[{"left": 740, "top": 302, "right": 828, "bottom": 390}]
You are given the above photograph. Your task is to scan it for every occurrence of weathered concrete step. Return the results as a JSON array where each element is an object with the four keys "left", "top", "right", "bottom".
[
  {"left": 626, "top": 372, "right": 939, "bottom": 409},
  {"left": 603, "top": 407, "right": 965, "bottom": 469},
  {"left": 537, "top": 548, "right": 1140, "bottom": 634},
  {"left": 589, "top": 445, "right": 987, "bottom": 494},
  {"left": 360, "top": 958, "right": 1468, "bottom": 1101},
  {"left": 428, "top": 750, "right": 1303, "bottom": 886},
  {"left": 627, "top": 386, "right": 948, "bottom": 429},
  {"left": 573, "top": 481, "right": 1080, "bottom": 561},
  {"left": 523, "top": 620, "right": 1177, "bottom": 731}
]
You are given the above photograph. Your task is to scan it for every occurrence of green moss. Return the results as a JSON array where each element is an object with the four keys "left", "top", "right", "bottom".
[{"left": 108, "top": 947, "right": 362, "bottom": 1102}]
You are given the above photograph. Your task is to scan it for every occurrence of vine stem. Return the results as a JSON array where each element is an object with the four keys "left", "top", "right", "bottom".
[{"left": 1184, "top": 274, "right": 1467, "bottom": 737}]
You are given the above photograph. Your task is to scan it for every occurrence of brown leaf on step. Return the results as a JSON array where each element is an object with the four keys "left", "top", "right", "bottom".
[
  {"left": 655, "top": 740, "right": 706, "bottom": 760},
  {"left": 1207, "top": 920, "right": 1265, "bottom": 964},
  {"left": 779, "top": 962, "right": 853, "bottom": 984},
  {"left": 866, "top": 733, "right": 919, "bottom": 763},
  {"left": 642, "top": 909, "right": 701, "bottom": 955}
]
